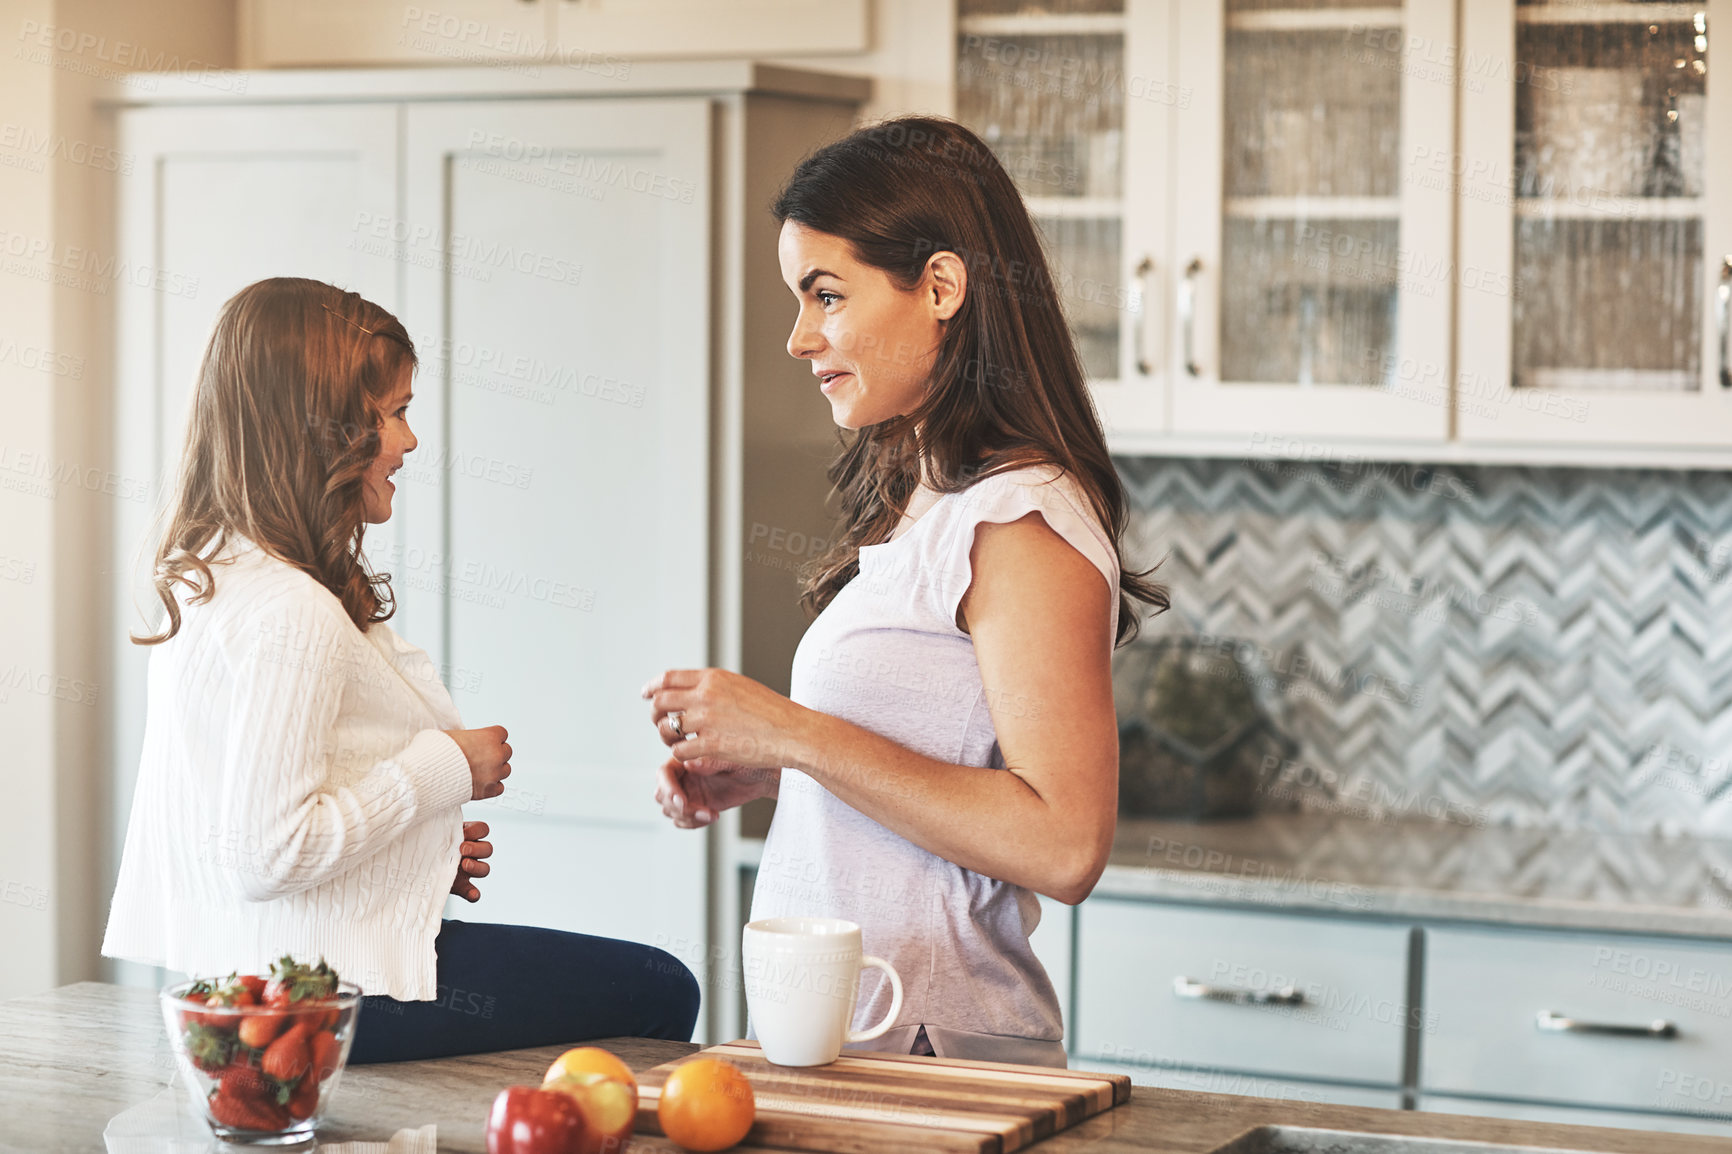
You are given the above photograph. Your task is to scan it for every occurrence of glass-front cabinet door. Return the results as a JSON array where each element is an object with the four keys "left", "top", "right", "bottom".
[
  {"left": 1168, "top": 0, "right": 1456, "bottom": 441},
  {"left": 956, "top": 0, "right": 1173, "bottom": 435},
  {"left": 1457, "top": 0, "right": 1731, "bottom": 447}
]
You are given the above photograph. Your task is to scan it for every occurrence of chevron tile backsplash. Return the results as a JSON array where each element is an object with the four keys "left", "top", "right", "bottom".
[{"left": 1114, "top": 455, "right": 1732, "bottom": 837}]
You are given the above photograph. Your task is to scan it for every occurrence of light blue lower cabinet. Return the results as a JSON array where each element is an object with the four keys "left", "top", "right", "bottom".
[
  {"left": 1030, "top": 894, "right": 1075, "bottom": 1041},
  {"left": 1073, "top": 900, "right": 1410, "bottom": 1088},
  {"left": 1422, "top": 926, "right": 1732, "bottom": 1117},
  {"left": 1071, "top": 1054, "right": 1403, "bottom": 1109},
  {"left": 1416, "top": 1094, "right": 1732, "bottom": 1139}
]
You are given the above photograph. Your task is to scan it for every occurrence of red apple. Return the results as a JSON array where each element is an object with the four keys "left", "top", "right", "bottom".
[
  {"left": 486, "top": 1085, "right": 589, "bottom": 1154},
  {"left": 544, "top": 1073, "right": 636, "bottom": 1154}
]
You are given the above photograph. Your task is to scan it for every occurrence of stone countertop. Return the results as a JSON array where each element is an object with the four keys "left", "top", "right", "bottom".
[
  {"left": 11, "top": 983, "right": 1732, "bottom": 1154},
  {"left": 1099, "top": 813, "right": 1732, "bottom": 938}
]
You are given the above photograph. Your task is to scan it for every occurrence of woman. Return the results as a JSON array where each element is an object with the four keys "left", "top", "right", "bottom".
[
  {"left": 103, "top": 277, "right": 699, "bottom": 1062},
  {"left": 643, "top": 117, "right": 1167, "bottom": 1066}
]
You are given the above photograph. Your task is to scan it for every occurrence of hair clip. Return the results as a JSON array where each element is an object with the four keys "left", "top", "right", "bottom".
[{"left": 320, "top": 302, "right": 377, "bottom": 336}]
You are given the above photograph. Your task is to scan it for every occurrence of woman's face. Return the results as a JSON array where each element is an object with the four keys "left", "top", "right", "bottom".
[
  {"left": 360, "top": 366, "right": 416, "bottom": 524},
  {"left": 778, "top": 220, "right": 965, "bottom": 430}
]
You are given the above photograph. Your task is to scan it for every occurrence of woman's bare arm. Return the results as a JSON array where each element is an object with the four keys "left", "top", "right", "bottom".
[{"left": 646, "top": 512, "right": 1118, "bottom": 903}]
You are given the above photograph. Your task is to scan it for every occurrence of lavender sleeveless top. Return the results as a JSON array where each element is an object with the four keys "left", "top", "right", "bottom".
[{"left": 748, "top": 464, "right": 1120, "bottom": 1067}]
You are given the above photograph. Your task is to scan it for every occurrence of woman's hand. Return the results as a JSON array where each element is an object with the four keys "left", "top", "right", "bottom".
[
  {"left": 641, "top": 669, "right": 811, "bottom": 771},
  {"left": 445, "top": 725, "right": 512, "bottom": 800},
  {"left": 451, "top": 820, "right": 492, "bottom": 902},
  {"left": 654, "top": 755, "right": 779, "bottom": 830}
]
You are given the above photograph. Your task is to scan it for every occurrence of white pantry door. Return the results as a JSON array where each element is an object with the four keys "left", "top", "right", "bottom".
[{"left": 398, "top": 100, "right": 712, "bottom": 1013}]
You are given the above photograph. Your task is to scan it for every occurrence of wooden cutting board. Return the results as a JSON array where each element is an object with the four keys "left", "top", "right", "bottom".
[{"left": 632, "top": 1040, "right": 1131, "bottom": 1154}]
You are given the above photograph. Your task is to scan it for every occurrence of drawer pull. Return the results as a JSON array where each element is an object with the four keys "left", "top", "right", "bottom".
[
  {"left": 1535, "top": 1010, "right": 1678, "bottom": 1039},
  {"left": 1173, "top": 976, "right": 1305, "bottom": 1006}
]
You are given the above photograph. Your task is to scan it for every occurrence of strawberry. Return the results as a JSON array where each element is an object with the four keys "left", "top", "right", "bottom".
[
  {"left": 209, "top": 1089, "right": 288, "bottom": 1132},
  {"left": 204, "top": 975, "right": 257, "bottom": 1013},
  {"left": 286, "top": 1074, "right": 321, "bottom": 1121},
  {"left": 308, "top": 1029, "right": 341, "bottom": 1082},
  {"left": 261, "top": 1022, "right": 313, "bottom": 1081},
  {"left": 237, "top": 1010, "right": 286, "bottom": 1050},
  {"left": 178, "top": 978, "right": 220, "bottom": 1028},
  {"left": 203, "top": 988, "right": 253, "bottom": 1032},
  {"left": 237, "top": 974, "right": 267, "bottom": 1001},
  {"left": 182, "top": 1023, "right": 235, "bottom": 1072},
  {"left": 219, "top": 1063, "right": 277, "bottom": 1105},
  {"left": 263, "top": 956, "right": 338, "bottom": 1009}
]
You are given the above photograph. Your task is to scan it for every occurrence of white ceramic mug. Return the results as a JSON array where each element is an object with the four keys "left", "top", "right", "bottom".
[{"left": 742, "top": 917, "right": 903, "bottom": 1067}]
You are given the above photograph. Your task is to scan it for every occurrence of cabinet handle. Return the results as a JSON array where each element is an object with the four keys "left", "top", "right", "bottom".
[
  {"left": 1536, "top": 1010, "right": 1679, "bottom": 1039},
  {"left": 1718, "top": 256, "right": 1731, "bottom": 389},
  {"left": 1173, "top": 976, "right": 1305, "bottom": 1006},
  {"left": 1179, "top": 258, "right": 1203, "bottom": 378},
  {"left": 1133, "top": 255, "right": 1157, "bottom": 376}
]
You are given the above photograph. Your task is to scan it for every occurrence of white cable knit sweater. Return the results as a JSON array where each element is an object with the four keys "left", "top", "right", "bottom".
[{"left": 102, "top": 537, "right": 473, "bottom": 1000}]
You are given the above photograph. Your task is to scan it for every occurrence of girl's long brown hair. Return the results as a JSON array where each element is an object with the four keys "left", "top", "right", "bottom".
[
  {"left": 774, "top": 116, "right": 1168, "bottom": 644},
  {"left": 134, "top": 277, "right": 416, "bottom": 644}
]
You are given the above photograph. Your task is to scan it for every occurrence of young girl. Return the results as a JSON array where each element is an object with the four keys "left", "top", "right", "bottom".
[
  {"left": 643, "top": 117, "right": 1167, "bottom": 1066},
  {"left": 103, "top": 277, "right": 699, "bottom": 1061}
]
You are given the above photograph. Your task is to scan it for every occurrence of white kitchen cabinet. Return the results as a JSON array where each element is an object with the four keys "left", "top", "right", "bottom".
[
  {"left": 242, "top": 0, "right": 546, "bottom": 67},
  {"left": 109, "top": 65, "right": 867, "bottom": 1044},
  {"left": 240, "top": 0, "right": 867, "bottom": 68},
  {"left": 1455, "top": 0, "right": 1732, "bottom": 449},
  {"left": 1418, "top": 1094, "right": 1732, "bottom": 1140},
  {"left": 958, "top": 0, "right": 1454, "bottom": 445},
  {"left": 1423, "top": 924, "right": 1732, "bottom": 1118},
  {"left": 553, "top": 0, "right": 868, "bottom": 59},
  {"left": 956, "top": 0, "right": 1732, "bottom": 465},
  {"left": 1073, "top": 900, "right": 1411, "bottom": 1088},
  {"left": 1167, "top": 0, "right": 1456, "bottom": 443},
  {"left": 956, "top": 0, "right": 1175, "bottom": 438}
]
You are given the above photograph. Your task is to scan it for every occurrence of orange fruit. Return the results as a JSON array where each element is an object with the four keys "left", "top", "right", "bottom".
[
  {"left": 656, "top": 1058, "right": 755, "bottom": 1152},
  {"left": 544, "top": 1046, "right": 638, "bottom": 1097}
]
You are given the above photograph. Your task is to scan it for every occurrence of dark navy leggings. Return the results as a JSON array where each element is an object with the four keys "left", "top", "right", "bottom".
[{"left": 347, "top": 919, "right": 701, "bottom": 1064}]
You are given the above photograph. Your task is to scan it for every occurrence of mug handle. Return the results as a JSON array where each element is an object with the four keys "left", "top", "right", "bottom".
[{"left": 844, "top": 955, "right": 904, "bottom": 1044}]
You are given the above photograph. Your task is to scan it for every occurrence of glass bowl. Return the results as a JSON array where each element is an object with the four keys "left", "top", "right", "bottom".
[{"left": 159, "top": 978, "right": 363, "bottom": 1145}]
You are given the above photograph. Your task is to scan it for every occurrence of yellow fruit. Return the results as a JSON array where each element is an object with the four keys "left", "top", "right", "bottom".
[
  {"left": 656, "top": 1058, "right": 755, "bottom": 1152},
  {"left": 544, "top": 1073, "right": 636, "bottom": 1154},
  {"left": 544, "top": 1047, "right": 638, "bottom": 1098}
]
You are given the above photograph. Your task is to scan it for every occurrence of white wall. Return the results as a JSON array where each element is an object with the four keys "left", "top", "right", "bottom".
[
  {"left": 0, "top": 0, "right": 61, "bottom": 998},
  {"left": 0, "top": 0, "right": 234, "bottom": 999},
  {"left": 773, "top": 0, "right": 954, "bottom": 121}
]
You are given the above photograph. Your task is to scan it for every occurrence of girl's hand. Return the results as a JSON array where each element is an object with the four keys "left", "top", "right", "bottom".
[
  {"left": 641, "top": 668, "right": 809, "bottom": 771},
  {"left": 445, "top": 725, "right": 512, "bottom": 800},
  {"left": 655, "top": 755, "right": 779, "bottom": 830},
  {"left": 451, "top": 820, "right": 492, "bottom": 902}
]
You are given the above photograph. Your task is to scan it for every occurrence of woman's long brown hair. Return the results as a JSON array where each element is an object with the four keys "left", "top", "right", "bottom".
[
  {"left": 774, "top": 116, "right": 1168, "bottom": 644},
  {"left": 134, "top": 277, "right": 416, "bottom": 644}
]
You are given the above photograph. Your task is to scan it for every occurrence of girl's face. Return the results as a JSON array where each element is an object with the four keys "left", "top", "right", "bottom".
[
  {"left": 778, "top": 220, "right": 965, "bottom": 430},
  {"left": 361, "top": 366, "right": 416, "bottom": 524}
]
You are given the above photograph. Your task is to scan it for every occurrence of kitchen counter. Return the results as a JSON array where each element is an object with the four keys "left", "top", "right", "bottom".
[
  {"left": 1100, "top": 812, "right": 1732, "bottom": 939},
  {"left": 10, "top": 983, "right": 1731, "bottom": 1153}
]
